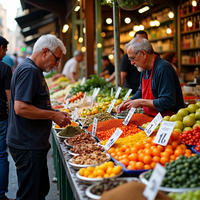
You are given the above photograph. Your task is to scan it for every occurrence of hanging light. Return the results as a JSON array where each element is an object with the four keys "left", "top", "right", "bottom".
[
  {"left": 139, "top": 25, "right": 144, "bottom": 30},
  {"left": 78, "top": 37, "right": 83, "bottom": 43},
  {"left": 124, "top": 17, "right": 131, "bottom": 24},
  {"left": 101, "top": 32, "right": 106, "bottom": 37},
  {"left": 62, "top": 24, "right": 69, "bottom": 33},
  {"left": 138, "top": 6, "right": 150, "bottom": 13},
  {"left": 106, "top": 0, "right": 112, "bottom": 2},
  {"left": 106, "top": 18, "right": 112, "bottom": 24},
  {"left": 154, "top": 17, "right": 160, "bottom": 27},
  {"left": 187, "top": 20, "right": 193, "bottom": 27},
  {"left": 168, "top": 10, "right": 174, "bottom": 19},
  {"left": 192, "top": 0, "right": 197, "bottom": 6},
  {"left": 129, "top": 31, "right": 135, "bottom": 37},
  {"left": 97, "top": 43, "right": 102, "bottom": 48},
  {"left": 81, "top": 46, "right": 86, "bottom": 52},
  {"left": 74, "top": 5, "right": 80, "bottom": 12},
  {"left": 83, "top": 27, "right": 86, "bottom": 33},
  {"left": 133, "top": 25, "right": 140, "bottom": 32},
  {"left": 166, "top": 26, "right": 172, "bottom": 34},
  {"left": 150, "top": 18, "right": 155, "bottom": 27},
  {"left": 108, "top": 54, "right": 114, "bottom": 60}
]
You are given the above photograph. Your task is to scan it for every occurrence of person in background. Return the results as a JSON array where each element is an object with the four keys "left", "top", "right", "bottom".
[
  {"left": 0, "top": 36, "right": 13, "bottom": 200},
  {"left": 99, "top": 55, "right": 115, "bottom": 77},
  {"left": 162, "top": 51, "right": 179, "bottom": 76},
  {"left": 10, "top": 53, "right": 18, "bottom": 72},
  {"left": 115, "top": 37, "right": 184, "bottom": 117},
  {"left": 62, "top": 50, "right": 84, "bottom": 83},
  {"left": 6, "top": 34, "right": 71, "bottom": 200},
  {"left": 2, "top": 54, "right": 14, "bottom": 71}
]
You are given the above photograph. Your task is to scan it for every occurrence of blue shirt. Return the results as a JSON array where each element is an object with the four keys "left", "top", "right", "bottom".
[
  {"left": 130, "top": 56, "right": 185, "bottom": 113},
  {"left": 2, "top": 55, "right": 15, "bottom": 70},
  {"left": 7, "top": 58, "right": 52, "bottom": 150}
]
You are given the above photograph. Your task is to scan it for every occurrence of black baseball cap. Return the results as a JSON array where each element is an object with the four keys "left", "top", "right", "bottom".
[{"left": 0, "top": 36, "right": 9, "bottom": 48}]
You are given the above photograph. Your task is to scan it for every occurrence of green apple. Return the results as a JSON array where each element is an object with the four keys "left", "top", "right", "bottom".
[
  {"left": 177, "top": 108, "right": 189, "bottom": 117},
  {"left": 183, "top": 127, "right": 192, "bottom": 132},
  {"left": 196, "top": 101, "right": 200, "bottom": 108},
  {"left": 174, "top": 120, "right": 184, "bottom": 130},
  {"left": 174, "top": 128, "right": 182, "bottom": 133},
  {"left": 183, "top": 115, "right": 195, "bottom": 127},
  {"left": 195, "top": 111, "right": 200, "bottom": 120},
  {"left": 187, "top": 104, "right": 199, "bottom": 113},
  {"left": 163, "top": 116, "right": 170, "bottom": 121},
  {"left": 193, "top": 123, "right": 200, "bottom": 129},
  {"left": 190, "top": 113, "right": 195, "bottom": 118},
  {"left": 170, "top": 114, "right": 183, "bottom": 122}
]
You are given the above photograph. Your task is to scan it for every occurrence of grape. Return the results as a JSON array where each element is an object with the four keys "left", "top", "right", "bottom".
[{"left": 168, "top": 189, "right": 200, "bottom": 200}]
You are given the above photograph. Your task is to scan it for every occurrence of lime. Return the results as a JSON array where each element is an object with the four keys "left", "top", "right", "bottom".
[
  {"left": 183, "top": 115, "right": 195, "bottom": 127},
  {"left": 177, "top": 108, "right": 189, "bottom": 117}
]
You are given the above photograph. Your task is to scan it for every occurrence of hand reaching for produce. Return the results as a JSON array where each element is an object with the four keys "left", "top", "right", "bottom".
[
  {"left": 115, "top": 99, "right": 131, "bottom": 114},
  {"left": 124, "top": 99, "right": 142, "bottom": 110},
  {"left": 53, "top": 111, "right": 71, "bottom": 127}
]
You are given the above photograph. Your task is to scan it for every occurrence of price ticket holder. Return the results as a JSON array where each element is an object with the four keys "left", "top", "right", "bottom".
[
  {"left": 123, "top": 89, "right": 132, "bottom": 101},
  {"left": 92, "top": 117, "right": 98, "bottom": 136},
  {"left": 122, "top": 107, "right": 136, "bottom": 126},
  {"left": 143, "top": 163, "right": 166, "bottom": 200},
  {"left": 107, "top": 99, "right": 116, "bottom": 113}
]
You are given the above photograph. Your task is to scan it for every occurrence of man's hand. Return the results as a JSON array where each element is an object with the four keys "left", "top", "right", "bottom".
[
  {"left": 124, "top": 99, "right": 142, "bottom": 110},
  {"left": 53, "top": 111, "right": 71, "bottom": 127},
  {"left": 115, "top": 99, "right": 131, "bottom": 114}
]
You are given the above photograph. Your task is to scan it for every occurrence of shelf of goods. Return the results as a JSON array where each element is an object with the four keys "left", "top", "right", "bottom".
[{"left": 180, "top": 0, "right": 200, "bottom": 71}]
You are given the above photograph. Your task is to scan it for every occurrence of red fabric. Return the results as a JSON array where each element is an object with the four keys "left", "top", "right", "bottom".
[{"left": 141, "top": 55, "right": 174, "bottom": 117}]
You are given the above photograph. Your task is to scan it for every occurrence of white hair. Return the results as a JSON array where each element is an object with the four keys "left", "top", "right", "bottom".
[
  {"left": 33, "top": 34, "right": 66, "bottom": 54},
  {"left": 125, "top": 37, "right": 154, "bottom": 55}
]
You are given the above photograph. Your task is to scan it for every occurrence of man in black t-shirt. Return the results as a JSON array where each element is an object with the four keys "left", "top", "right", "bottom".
[
  {"left": 6, "top": 35, "right": 71, "bottom": 200},
  {"left": 0, "top": 36, "right": 13, "bottom": 200},
  {"left": 99, "top": 55, "right": 115, "bottom": 77}
]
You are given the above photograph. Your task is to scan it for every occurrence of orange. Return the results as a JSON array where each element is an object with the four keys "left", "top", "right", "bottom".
[
  {"left": 165, "top": 149, "right": 174, "bottom": 155},
  {"left": 152, "top": 148, "right": 161, "bottom": 156},
  {"left": 145, "top": 137, "right": 153, "bottom": 143},
  {"left": 144, "top": 148, "right": 152, "bottom": 156},
  {"left": 145, "top": 143, "right": 151, "bottom": 148},
  {"left": 125, "top": 148, "right": 131, "bottom": 155},
  {"left": 127, "top": 165, "right": 136, "bottom": 170},
  {"left": 184, "top": 153, "right": 191, "bottom": 158},
  {"left": 171, "top": 141, "right": 178, "bottom": 149},
  {"left": 129, "top": 161, "right": 137, "bottom": 166},
  {"left": 108, "top": 147, "right": 115, "bottom": 154},
  {"left": 157, "top": 145, "right": 165, "bottom": 152},
  {"left": 160, "top": 151, "right": 170, "bottom": 157},
  {"left": 116, "top": 152, "right": 123, "bottom": 157},
  {"left": 179, "top": 144, "right": 187, "bottom": 150},
  {"left": 135, "top": 162, "right": 144, "bottom": 170},
  {"left": 150, "top": 162, "right": 156, "bottom": 169},
  {"left": 121, "top": 144, "right": 130, "bottom": 152},
  {"left": 170, "top": 155, "right": 176, "bottom": 160},
  {"left": 165, "top": 144, "right": 173, "bottom": 149},
  {"left": 143, "top": 155, "right": 152, "bottom": 164},
  {"left": 130, "top": 147, "right": 138, "bottom": 153},
  {"left": 138, "top": 153, "right": 145, "bottom": 162},
  {"left": 120, "top": 158, "right": 130, "bottom": 167},
  {"left": 185, "top": 149, "right": 192, "bottom": 154},
  {"left": 152, "top": 156, "right": 160, "bottom": 163},
  {"left": 115, "top": 148, "right": 122, "bottom": 153},
  {"left": 171, "top": 130, "right": 180, "bottom": 141},
  {"left": 174, "top": 149, "right": 183, "bottom": 157},
  {"left": 160, "top": 156, "right": 169, "bottom": 166},
  {"left": 138, "top": 149, "right": 144, "bottom": 154},
  {"left": 121, "top": 154, "right": 129, "bottom": 159},
  {"left": 144, "top": 164, "right": 151, "bottom": 170},
  {"left": 135, "top": 141, "right": 144, "bottom": 149},
  {"left": 128, "top": 153, "right": 138, "bottom": 161}
]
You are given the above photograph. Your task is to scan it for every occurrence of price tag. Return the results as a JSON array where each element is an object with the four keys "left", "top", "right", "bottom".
[
  {"left": 115, "top": 87, "right": 121, "bottom": 99},
  {"left": 153, "top": 121, "right": 176, "bottom": 146},
  {"left": 64, "top": 98, "right": 69, "bottom": 109},
  {"left": 104, "top": 128, "right": 123, "bottom": 151},
  {"left": 111, "top": 88, "right": 113, "bottom": 96},
  {"left": 92, "top": 117, "right": 98, "bottom": 136},
  {"left": 122, "top": 107, "right": 136, "bottom": 126},
  {"left": 73, "top": 107, "right": 78, "bottom": 121},
  {"left": 64, "top": 92, "right": 69, "bottom": 101},
  {"left": 145, "top": 113, "right": 162, "bottom": 137},
  {"left": 94, "top": 88, "right": 100, "bottom": 98},
  {"left": 92, "top": 88, "right": 97, "bottom": 99},
  {"left": 82, "top": 92, "right": 86, "bottom": 103},
  {"left": 81, "top": 116, "right": 87, "bottom": 129},
  {"left": 91, "top": 98, "right": 94, "bottom": 109},
  {"left": 80, "top": 77, "right": 86, "bottom": 85},
  {"left": 143, "top": 163, "right": 166, "bottom": 200},
  {"left": 107, "top": 99, "right": 116, "bottom": 113},
  {"left": 123, "top": 89, "right": 133, "bottom": 100}
]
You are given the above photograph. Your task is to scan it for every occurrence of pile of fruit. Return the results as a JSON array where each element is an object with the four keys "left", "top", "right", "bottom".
[
  {"left": 68, "top": 91, "right": 84, "bottom": 103},
  {"left": 169, "top": 189, "right": 200, "bottom": 200}
]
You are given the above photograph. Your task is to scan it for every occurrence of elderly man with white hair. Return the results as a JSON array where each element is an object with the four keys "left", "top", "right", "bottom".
[
  {"left": 6, "top": 34, "right": 71, "bottom": 200},
  {"left": 115, "top": 37, "right": 184, "bottom": 117}
]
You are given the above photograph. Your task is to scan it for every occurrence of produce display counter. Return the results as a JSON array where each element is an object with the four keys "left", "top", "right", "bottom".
[{"left": 51, "top": 127, "right": 90, "bottom": 200}]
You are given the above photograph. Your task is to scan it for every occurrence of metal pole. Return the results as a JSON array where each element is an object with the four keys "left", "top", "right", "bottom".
[
  {"left": 113, "top": 2, "right": 121, "bottom": 90},
  {"left": 95, "top": 0, "right": 102, "bottom": 76}
]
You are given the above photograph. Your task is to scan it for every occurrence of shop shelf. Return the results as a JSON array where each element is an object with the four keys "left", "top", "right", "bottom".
[
  {"left": 180, "top": 9, "right": 200, "bottom": 19},
  {"left": 149, "top": 35, "right": 174, "bottom": 42},
  {"left": 181, "top": 28, "right": 200, "bottom": 35},
  {"left": 181, "top": 47, "right": 200, "bottom": 51}
]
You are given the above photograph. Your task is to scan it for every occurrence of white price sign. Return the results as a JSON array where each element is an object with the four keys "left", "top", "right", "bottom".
[
  {"left": 122, "top": 107, "right": 136, "bottom": 126},
  {"left": 64, "top": 98, "right": 69, "bottom": 109},
  {"left": 115, "top": 87, "right": 121, "bottom": 99},
  {"left": 91, "top": 98, "right": 94, "bottom": 109},
  {"left": 94, "top": 88, "right": 100, "bottom": 98},
  {"left": 80, "top": 77, "right": 86, "bottom": 85},
  {"left": 123, "top": 89, "right": 132, "bottom": 100},
  {"left": 92, "top": 117, "right": 98, "bottom": 136},
  {"left": 81, "top": 116, "right": 87, "bottom": 129},
  {"left": 111, "top": 88, "right": 113, "bottom": 96},
  {"left": 153, "top": 121, "right": 176, "bottom": 146},
  {"left": 92, "top": 88, "right": 97, "bottom": 99},
  {"left": 107, "top": 99, "right": 116, "bottom": 113},
  {"left": 145, "top": 113, "right": 163, "bottom": 137},
  {"left": 143, "top": 163, "right": 166, "bottom": 200},
  {"left": 73, "top": 107, "right": 78, "bottom": 121},
  {"left": 64, "top": 92, "right": 69, "bottom": 101},
  {"left": 104, "top": 128, "right": 123, "bottom": 151}
]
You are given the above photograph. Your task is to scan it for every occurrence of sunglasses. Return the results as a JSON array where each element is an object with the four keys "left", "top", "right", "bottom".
[{"left": 48, "top": 49, "right": 60, "bottom": 64}]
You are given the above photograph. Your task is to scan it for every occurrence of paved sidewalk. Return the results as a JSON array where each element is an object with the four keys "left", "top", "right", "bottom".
[{"left": 6, "top": 136, "right": 59, "bottom": 200}]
